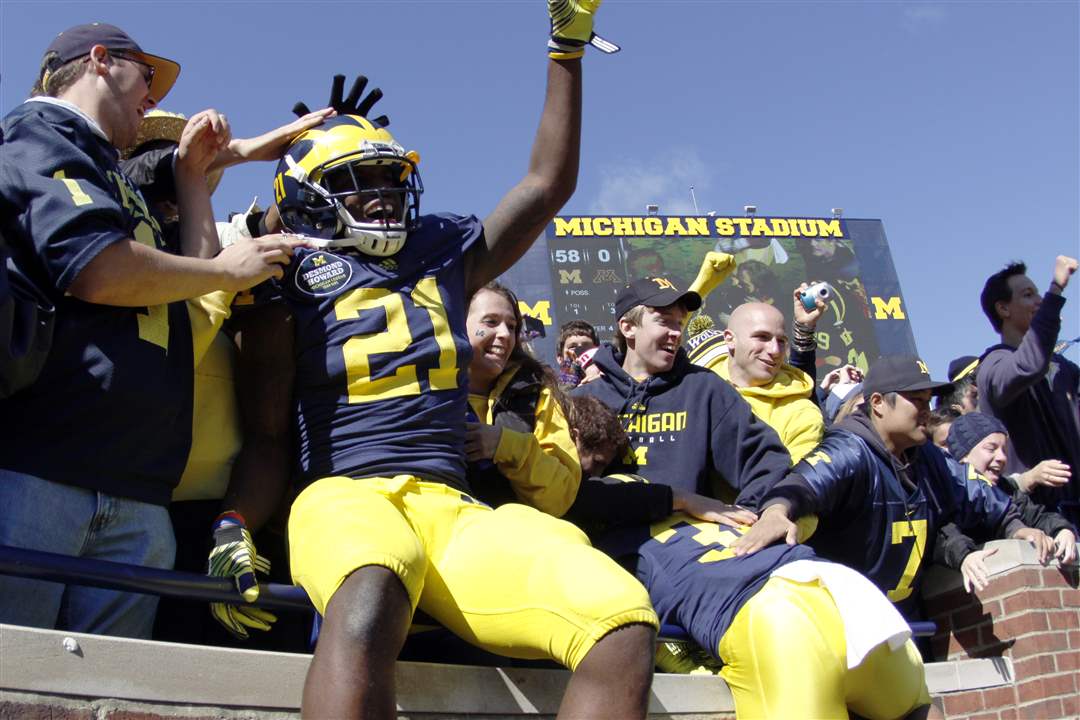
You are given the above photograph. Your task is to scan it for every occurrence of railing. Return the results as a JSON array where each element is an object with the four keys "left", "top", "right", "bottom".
[
  {"left": 0, "top": 544, "right": 937, "bottom": 641},
  {"left": 0, "top": 544, "right": 310, "bottom": 611}
]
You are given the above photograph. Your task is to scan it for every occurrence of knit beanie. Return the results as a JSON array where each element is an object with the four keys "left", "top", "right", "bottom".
[{"left": 946, "top": 412, "right": 1007, "bottom": 460}]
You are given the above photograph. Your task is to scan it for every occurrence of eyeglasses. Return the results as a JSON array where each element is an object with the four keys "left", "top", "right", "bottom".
[{"left": 112, "top": 52, "right": 155, "bottom": 88}]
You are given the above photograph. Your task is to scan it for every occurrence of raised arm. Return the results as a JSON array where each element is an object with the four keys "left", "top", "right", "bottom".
[
  {"left": 979, "top": 256, "right": 1077, "bottom": 408},
  {"left": 789, "top": 281, "right": 828, "bottom": 387},
  {"left": 465, "top": 57, "right": 581, "bottom": 295},
  {"left": 464, "top": 0, "right": 617, "bottom": 293},
  {"left": 208, "top": 109, "right": 336, "bottom": 172},
  {"left": 174, "top": 110, "right": 230, "bottom": 259},
  {"left": 979, "top": 296, "right": 1064, "bottom": 407}
]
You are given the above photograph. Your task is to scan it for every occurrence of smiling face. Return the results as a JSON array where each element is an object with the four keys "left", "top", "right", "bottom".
[
  {"left": 467, "top": 288, "right": 518, "bottom": 393},
  {"left": 621, "top": 303, "right": 687, "bottom": 376},
  {"left": 961, "top": 432, "right": 1008, "bottom": 484},
  {"left": 329, "top": 163, "right": 406, "bottom": 225},
  {"left": 94, "top": 46, "right": 157, "bottom": 150},
  {"left": 724, "top": 303, "right": 788, "bottom": 387}
]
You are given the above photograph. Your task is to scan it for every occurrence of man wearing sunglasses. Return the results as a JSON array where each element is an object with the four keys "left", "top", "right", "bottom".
[{"left": 0, "top": 22, "right": 303, "bottom": 638}]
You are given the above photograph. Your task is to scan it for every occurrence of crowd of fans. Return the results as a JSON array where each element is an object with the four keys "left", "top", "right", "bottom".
[{"left": 1, "top": 16, "right": 1078, "bottom": 720}]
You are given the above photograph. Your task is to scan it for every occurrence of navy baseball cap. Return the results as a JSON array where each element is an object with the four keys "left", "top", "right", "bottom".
[
  {"left": 947, "top": 355, "right": 980, "bottom": 383},
  {"left": 41, "top": 23, "right": 180, "bottom": 102},
  {"left": 863, "top": 355, "right": 953, "bottom": 399},
  {"left": 615, "top": 276, "right": 702, "bottom": 321}
]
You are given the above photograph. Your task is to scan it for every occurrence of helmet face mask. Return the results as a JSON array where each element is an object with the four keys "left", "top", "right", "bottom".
[{"left": 274, "top": 115, "right": 423, "bottom": 256}]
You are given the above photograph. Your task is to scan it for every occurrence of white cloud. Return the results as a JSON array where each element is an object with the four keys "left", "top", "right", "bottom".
[
  {"left": 587, "top": 147, "right": 718, "bottom": 215},
  {"left": 902, "top": 3, "right": 947, "bottom": 32}
]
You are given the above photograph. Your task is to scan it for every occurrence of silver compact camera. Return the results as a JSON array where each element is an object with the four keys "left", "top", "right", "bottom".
[{"left": 799, "top": 282, "right": 831, "bottom": 311}]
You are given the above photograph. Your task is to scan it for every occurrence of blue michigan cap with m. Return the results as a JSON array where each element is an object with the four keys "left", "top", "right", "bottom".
[{"left": 41, "top": 22, "right": 180, "bottom": 102}]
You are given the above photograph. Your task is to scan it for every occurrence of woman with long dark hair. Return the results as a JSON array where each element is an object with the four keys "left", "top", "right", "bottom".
[{"left": 464, "top": 281, "right": 580, "bottom": 516}]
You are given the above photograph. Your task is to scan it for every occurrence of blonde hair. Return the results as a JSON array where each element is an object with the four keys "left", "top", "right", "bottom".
[{"left": 32, "top": 52, "right": 86, "bottom": 97}]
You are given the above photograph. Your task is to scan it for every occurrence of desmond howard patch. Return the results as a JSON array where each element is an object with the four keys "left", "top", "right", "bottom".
[{"left": 294, "top": 251, "right": 353, "bottom": 296}]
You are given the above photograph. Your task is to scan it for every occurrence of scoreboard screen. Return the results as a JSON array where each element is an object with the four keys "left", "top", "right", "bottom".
[{"left": 500, "top": 215, "right": 918, "bottom": 371}]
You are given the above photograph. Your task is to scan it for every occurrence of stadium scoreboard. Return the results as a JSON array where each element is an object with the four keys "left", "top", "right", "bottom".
[{"left": 500, "top": 214, "right": 918, "bottom": 369}]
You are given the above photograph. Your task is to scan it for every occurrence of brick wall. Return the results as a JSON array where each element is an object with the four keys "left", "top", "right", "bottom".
[{"left": 922, "top": 539, "right": 1079, "bottom": 720}]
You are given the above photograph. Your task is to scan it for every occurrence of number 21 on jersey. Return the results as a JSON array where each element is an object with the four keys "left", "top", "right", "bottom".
[{"left": 334, "top": 276, "right": 458, "bottom": 403}]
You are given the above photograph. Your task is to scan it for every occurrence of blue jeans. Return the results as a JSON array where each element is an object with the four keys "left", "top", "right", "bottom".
[{"left": 0, "top": 470, "right": 175, "bottom": 638}]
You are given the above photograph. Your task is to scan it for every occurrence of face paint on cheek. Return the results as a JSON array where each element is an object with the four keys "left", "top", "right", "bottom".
[{"left": 474, "top": 330, "right": 486, "bottom": 337}]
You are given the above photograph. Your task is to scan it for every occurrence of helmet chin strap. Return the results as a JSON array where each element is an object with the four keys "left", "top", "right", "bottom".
[
  {"left": 338, "top": 226, "right": 407, "bottom": 256},
  {"left": 296, "top": 231, "right": 401, "bottom": 253},
  {"left": 300, "top": 235, "right": 335, "bottom": 249}
]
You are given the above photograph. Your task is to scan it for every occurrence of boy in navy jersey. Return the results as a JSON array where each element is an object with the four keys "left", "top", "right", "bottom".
[
  {"left": 0, "top": 22, "right": 299, "bottom": 638},
  {"left": 735, "top": 356, "right": 1035, "bottom": 620},
  {"left": 217, "top": 5, "right": 663, "bottom": 718}
]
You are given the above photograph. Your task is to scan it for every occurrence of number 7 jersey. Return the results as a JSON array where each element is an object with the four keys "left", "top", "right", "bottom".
[
  {"left": 276, "top": 213, "right": 482, "bottom": 491},
  {"left": 791, "top": 426, "right": 1014, "bottom": 617}
]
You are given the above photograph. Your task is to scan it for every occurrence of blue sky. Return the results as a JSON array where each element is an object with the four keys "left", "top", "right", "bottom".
[{"left": 2, "top": 1, "right": 1077, "bottom": 376}]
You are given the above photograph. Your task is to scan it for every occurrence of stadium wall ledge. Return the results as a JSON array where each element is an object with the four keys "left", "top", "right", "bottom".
[
  {"left": 0, "top": 629, "right": 998, "bottom": 720},
  {"left": 0, "top": 537, "right": 1071, "bottom": 719}
]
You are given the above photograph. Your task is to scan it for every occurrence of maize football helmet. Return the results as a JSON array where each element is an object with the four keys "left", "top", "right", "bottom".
[{"left": 273, "top": 115, "right": 422, "bottom": 256}]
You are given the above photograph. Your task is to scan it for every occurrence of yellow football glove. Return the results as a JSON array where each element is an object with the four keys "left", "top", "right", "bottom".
[
  {"left": 548, "top": 0, "right": 620, "bottom": 60},
  {"left": 689, "top": 251, "right": 736, "bottom": 300},
  {"left": 207, "top": 512, "right": 277, "bottom": 639}
]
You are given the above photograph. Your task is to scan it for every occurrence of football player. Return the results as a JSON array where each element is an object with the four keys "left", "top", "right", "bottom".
[
  {"left": 213, "top": 4, "right": 663, "bottom": 718},
  {"left": 565, "top": 396, "right": 937, "bottom": 719}
]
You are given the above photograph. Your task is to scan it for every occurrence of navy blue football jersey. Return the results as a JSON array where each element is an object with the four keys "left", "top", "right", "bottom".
[
  {"left": 795, "top": 432, "right": 1011, "bottom": 617},
  {"left": 0, "top": 100, "right": 193, "bottom": 505},
  {"left": 603, "top": 513, "right": 815, "bottom": 657},
  {"left": 271, "top": 213, "right": 481, "bottom": 489}
]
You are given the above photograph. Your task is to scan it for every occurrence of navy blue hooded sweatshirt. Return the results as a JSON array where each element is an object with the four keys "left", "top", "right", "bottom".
[
  {"left": 760, "top": 412, "right": 1022, "bottom": 618},
  {"left": 977, "top": 291, "right": 1080, "bottom": 525},
  {"left": 572, "top": 344, "right": 792, "bottom": 510}
]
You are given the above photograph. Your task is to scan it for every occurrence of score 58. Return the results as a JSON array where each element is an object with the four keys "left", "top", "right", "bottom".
[{"left": 552, "top": 248, "right": 612, "bottom": 263}]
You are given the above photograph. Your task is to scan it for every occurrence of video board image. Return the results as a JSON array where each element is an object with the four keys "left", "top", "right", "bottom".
[{"left": 540, "top": 215, "right": 917, "bottom": 373}]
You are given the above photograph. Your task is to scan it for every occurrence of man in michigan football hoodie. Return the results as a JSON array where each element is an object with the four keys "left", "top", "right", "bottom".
[{"left": 572, "top": 276, "right": 791, "bottom": 510}]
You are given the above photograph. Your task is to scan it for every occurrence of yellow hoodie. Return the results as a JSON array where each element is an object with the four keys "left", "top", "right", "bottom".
[
  {"left": 468, "top": 364, "right": 581, "bottom": 517},
  {"left": 704, "top": 353, "right": 824, "bottom": 464}
]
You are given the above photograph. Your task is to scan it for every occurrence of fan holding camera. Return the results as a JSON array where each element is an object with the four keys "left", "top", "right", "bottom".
[{"left": 687, "top": 280, "right": 831, "bottom": 464}]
